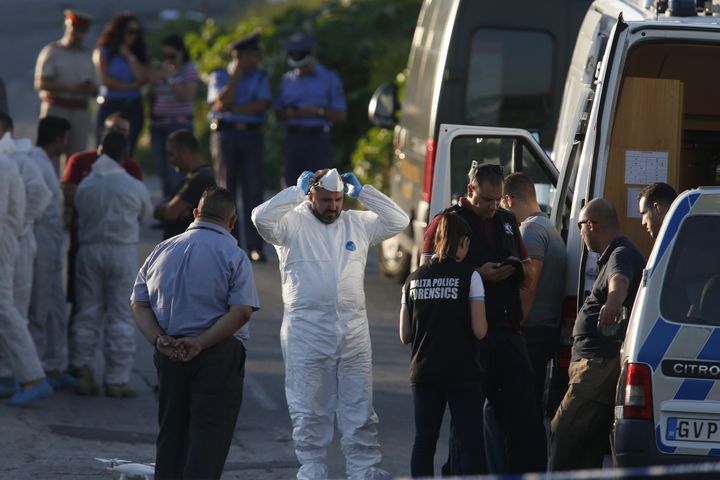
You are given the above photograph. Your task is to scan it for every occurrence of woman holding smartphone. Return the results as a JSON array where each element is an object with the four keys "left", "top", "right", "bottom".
[
  {"left": 148, "top": 34, "right": 200, "bottom": 197},
  {"left": 93, "top": 12, "right": 149, "bottom": 155},
  {"left": 400, "top": 211, "right": 488, "bottom": 477}
]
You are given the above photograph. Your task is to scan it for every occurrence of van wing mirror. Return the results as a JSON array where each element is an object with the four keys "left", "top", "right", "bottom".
[{"left": 368, "top": 83, "right": 398, "bottom": 129}]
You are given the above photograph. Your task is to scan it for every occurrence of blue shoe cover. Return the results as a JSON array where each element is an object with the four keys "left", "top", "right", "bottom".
[{"left": 8, "top": 380, "right": 54, "bottom": 407}]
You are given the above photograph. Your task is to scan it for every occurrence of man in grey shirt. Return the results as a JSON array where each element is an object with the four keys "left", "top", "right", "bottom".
[{"left": 503, "top": 173, "right": 566, "bottom": 420}]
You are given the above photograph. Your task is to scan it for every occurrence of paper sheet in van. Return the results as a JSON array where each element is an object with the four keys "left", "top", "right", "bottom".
[{"left": 624, "top": 150, "right": 668, "bottom": 184}]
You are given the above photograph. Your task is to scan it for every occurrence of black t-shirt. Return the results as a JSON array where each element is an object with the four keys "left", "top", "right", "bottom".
[
  {"left": 572, "top": 236, "right": 645, "bottom": 361},
  {"left": 163, "top": 164, "right": 216, "bottom": 239},
  {"left": 403, "top": 259, "right": 482, "bottom": 385}
]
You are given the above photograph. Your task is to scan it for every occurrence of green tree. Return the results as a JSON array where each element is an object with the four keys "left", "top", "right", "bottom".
[{"left": 148, "top": 0, "right": 420, "bottom": 191}]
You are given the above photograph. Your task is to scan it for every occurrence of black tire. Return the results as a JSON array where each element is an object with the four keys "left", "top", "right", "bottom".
[{"left": 377, "top": 240, "right": 411, "bottom": 283}]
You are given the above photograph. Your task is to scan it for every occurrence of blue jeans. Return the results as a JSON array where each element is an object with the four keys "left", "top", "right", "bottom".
[
  {"left": 151, "top": 121, "right": 192, "bottom": 198},
  {"left": 96, "top": 97, "right": 144, "bottom": 156},
  {"left": 411, "top": 381, "right": 486, "bottom": 477}
]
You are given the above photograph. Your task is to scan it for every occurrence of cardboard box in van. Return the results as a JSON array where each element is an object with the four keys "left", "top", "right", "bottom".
[{"left": 368, "top": 0, "right": 592, "bottom": 281}]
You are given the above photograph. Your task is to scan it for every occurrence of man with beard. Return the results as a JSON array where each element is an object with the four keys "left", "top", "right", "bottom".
[{"left": 252, "top": 168, "right": 407, "bottom": 480}]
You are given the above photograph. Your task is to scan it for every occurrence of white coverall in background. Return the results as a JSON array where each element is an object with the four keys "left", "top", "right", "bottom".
[
  {"left": 6, "top": 135, "right": 52, "bottom": 319},
  {"left": 0, "top": 143, "right": 46, "bottom": 384},
  {"left": 252, "top": 183, "right": 408, "bottom": 480},
  {"left": 28, "top": 145, "right": 69, "bottom": 373},
  {"left": 70, "top": 154, "right": 152, "bottom": 384}
]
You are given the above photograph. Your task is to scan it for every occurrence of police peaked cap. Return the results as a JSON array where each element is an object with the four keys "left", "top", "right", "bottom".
[
  {"left": 284, "top": 33, "right": 315, "bottom": 54},
  {"left": 230, "top": 32, "right": 261, "bottom": 52},
  {"left": 64, "top": 9, "right": 92, "bottom": 28}
]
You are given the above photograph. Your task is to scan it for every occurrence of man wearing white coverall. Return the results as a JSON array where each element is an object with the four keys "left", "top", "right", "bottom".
[
  {"left": 28, "top": 116, "right": 74, "bottom": 386},
  {"left": 252, "top": 168, "right": 408, "bottom": 480},
  {"left": 0, "top": 128, "right": 52, "bottom": 322},
  {"left": 0, "top": 114, "right": 54, "bottom": 406},
  {"left": 70, "top": 131, "right": 152, "bottom": 397}
]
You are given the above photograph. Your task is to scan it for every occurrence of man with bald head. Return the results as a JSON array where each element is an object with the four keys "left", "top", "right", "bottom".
[{"left": 549, "top": 198, "right": 644, "bottom": 471}]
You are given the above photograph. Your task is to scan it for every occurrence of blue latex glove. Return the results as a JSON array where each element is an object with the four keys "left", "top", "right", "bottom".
[
  {"left": 341, "top": 172, "right": 363, "bottom": 199},
  {"left": 297, "top": 170, "right": 315, "bottom": 195}
]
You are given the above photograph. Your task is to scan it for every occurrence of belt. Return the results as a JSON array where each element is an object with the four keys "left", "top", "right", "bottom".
[
  {"left": 43, "top": 96, "right": 87, "bottom": 110},
  {"left": 286, "top": 125, "right": 330, "bottom": 135},
  {"left": 212, "top": 120, "right": 262, "bottom": 131}
]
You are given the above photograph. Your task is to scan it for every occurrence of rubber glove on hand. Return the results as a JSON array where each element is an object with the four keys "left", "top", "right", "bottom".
[
  {"left": 341, "top": 172, "right": 363, "bottom": 199},
  {"left": 297, "top": 171, "right": 315, "bottom": 195}
]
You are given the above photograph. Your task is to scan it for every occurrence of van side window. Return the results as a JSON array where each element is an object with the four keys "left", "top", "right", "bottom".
[
  {"left": 522, "top": 148, "right": 556, "bottom": 213},
  {"left": 660, "top": 215, "right": 720, "bottom": 326},
  {"left": 465, "top": 29, "right": 554, "bottom": 135},
  {"left": 448, "top": 135, "right": 555, "bottom": 214}
]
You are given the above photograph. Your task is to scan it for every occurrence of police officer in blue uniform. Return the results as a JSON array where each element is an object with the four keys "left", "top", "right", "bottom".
[
  {"left": 207, "top": 32, "right": 271, "bottom": 262},
  {"left": 275, "top": 33, "right": 347, "bottom": 188}
]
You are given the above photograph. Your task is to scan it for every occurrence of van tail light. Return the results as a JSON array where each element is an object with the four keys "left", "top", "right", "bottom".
[
  {"left": 422, "top": 138, "right": 437, "bottom": 202},
  {"left": 623, "top": 363, "right": 654, "bottom": 420}
]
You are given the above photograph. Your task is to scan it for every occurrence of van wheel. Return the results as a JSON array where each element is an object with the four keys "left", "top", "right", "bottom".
[{"left": 378, "top": 239, "right": 411, "bottom": 283}]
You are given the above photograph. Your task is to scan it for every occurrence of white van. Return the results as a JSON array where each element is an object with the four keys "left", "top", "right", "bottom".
[
  {"left": 368, "top": 0, "right": 593, "bottom": 281},
  {"left": 614, "top": 187, "right": 720, "bottom": 465},
  {"left": 429, "top": 0, "right": 720, "bottom": 463}
]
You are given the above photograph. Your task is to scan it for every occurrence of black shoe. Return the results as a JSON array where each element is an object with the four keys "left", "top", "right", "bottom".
[{"left": 249, "top": 249, "right": 266, "bottom": 262}]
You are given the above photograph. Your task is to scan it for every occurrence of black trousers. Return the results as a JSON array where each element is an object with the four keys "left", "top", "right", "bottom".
[
  {"left": 523, "top": 326, "right": 561, "bottom": 420},
  {"left": 153, "top": 336, "right": 246, "bottom": 480},
  {"left": 411, "top": 381, "right": 486, "bottom": 477},
  {"left": 443, "top": 329, "right": 547, "bottom": 475}
]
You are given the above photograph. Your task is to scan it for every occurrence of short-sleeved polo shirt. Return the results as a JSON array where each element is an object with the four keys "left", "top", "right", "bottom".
[
  {"left": 207, "top": 68, "right": 271, "bottom": 124},
  {"left": 572, "top": 236, "right": 645, "bottom": 360},
  {"left": 131, "top": 220, "right": 260, "bottom": 344},
  {"left": 274, "top": 63, "right": 346, "bottom": 128}
]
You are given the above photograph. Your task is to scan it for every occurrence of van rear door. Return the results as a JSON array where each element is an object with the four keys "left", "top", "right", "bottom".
[{"left": 429, "top": 124, "right": 558, "bottom": 219}]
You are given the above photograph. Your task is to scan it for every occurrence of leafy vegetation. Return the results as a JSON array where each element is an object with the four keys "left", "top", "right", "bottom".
[{"left": 144, "top": 0, "right": 420, "bottom": 191}]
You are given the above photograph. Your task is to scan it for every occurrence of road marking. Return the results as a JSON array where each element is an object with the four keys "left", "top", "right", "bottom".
[{"left": 245, "top": 375, "right": 279, "bottom": 411}]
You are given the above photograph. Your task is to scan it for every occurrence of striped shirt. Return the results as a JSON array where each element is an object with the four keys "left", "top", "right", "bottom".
[{"left": 151, "top": 62, "right": 200, "bottom": 120}]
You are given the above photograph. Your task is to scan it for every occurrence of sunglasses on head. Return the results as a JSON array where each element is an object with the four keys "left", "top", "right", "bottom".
[{"left": 468, "top": 160, "right": 503, "bottom": 181}]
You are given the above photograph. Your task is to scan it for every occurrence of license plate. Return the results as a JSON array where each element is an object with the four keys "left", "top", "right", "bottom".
[{"left": 667, "top": 417, "right": 720, "bottom": 442}]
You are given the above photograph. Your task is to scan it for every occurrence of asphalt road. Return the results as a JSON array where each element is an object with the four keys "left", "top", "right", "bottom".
[
  {"left": 0, "top": 199, "right": 421, "bottom": 479},
  {"left": 0, "top": 2, "right": 440, "bottom": 478}
]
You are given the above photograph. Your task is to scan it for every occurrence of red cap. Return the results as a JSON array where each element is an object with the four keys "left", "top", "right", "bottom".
[{"left": 64, "top": 9, "right": 92, "bottom": 29}]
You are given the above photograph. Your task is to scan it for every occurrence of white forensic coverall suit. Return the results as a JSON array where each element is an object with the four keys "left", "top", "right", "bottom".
[
  {"left": 28, "top": 145, "right": 69, "bottom": 372},
  {"left": 0, "top": 138, "right": 47, "bottom": 383},
  {"left": 252, "top": 182, "right": 409, "bottom": 480},
  {"left": 70, "top": 154, "right": 152, "bottom": 384},
  {"left": 6, "top": 135, "right": 52, "bottom": 318}
]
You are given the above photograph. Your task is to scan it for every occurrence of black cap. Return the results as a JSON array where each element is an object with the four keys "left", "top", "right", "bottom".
[
  {"left": 284, "top": 33, "right": 315, "bottom": 54},
  {"left": 230, "top": 32, "right": 261, "bottom": 53}
]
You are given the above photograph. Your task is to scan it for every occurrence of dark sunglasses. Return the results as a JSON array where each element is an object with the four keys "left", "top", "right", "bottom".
[
  {"left": 162, "top": 52, "right": 178, "bottom": 61},
  {"left": 126, "top": 28, "right": 140, "bottom": 35},
  {"left": 577, "top": 219, "right": 593, "bottom": 230}
]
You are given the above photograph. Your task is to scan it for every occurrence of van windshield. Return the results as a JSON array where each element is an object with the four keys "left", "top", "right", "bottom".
[{"left": 660, "top": 215, "right": 720, "bottom": 326}]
